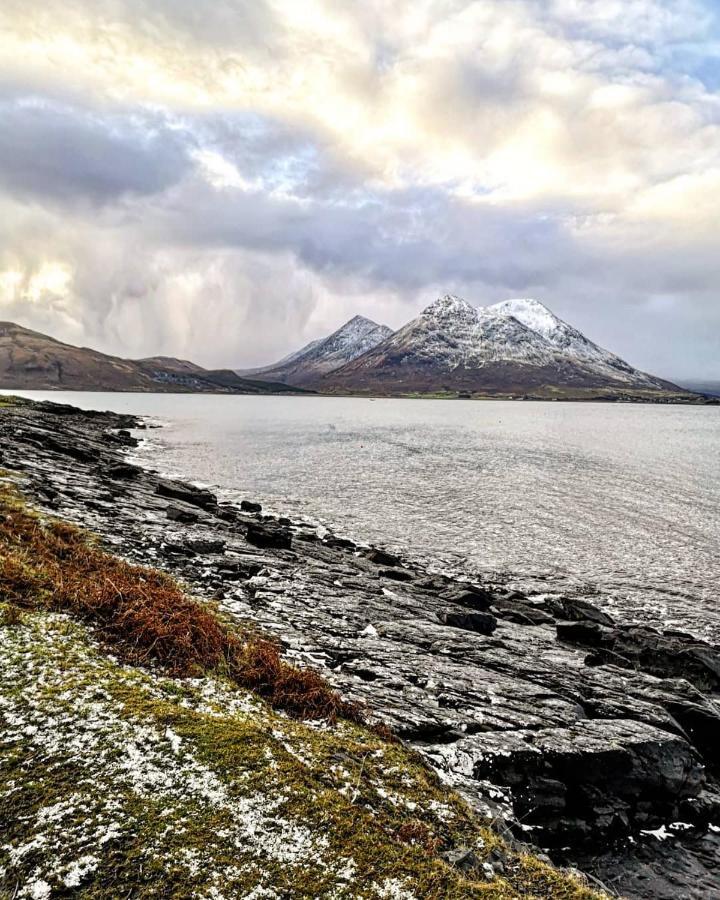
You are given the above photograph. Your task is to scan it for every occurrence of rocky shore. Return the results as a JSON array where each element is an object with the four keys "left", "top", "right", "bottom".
[{"left": 1, "top": 397, "right": 719, "bottom": 898}]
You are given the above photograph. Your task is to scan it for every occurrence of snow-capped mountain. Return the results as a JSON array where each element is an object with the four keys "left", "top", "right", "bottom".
[
  {"left": 320, "top": 295, "right": 681, "bottom": 396},
  {"left": 488, "top": 298, "right": 647, "bottom": 385},
  {"left": 237, "top": 315, "right": 394, "bottom": 386}
]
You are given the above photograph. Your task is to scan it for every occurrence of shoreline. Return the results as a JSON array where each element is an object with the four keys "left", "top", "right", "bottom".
[
  {"left": 2, "top": 386, "right": 716, "bottom": 405},
  {"left": 1, "top": 395, "right": 720, "bottom": 897}
]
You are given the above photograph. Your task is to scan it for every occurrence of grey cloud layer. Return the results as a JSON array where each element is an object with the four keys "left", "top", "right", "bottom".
[{"left": 0, "top": 99, "right": 193, "bottom": 204}]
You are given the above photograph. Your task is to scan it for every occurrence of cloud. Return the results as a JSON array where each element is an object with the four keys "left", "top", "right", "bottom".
[
  {"left": 0, "top": 0, "right": 718, "bottom": 376},
  {"left": 0, "top": 98, "right": 193, "bottom": 205}
]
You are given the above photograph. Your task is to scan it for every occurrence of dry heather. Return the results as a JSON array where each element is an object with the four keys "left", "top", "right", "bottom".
[{"left": 0, "top": 483, "right": 360, "bottom": 723}]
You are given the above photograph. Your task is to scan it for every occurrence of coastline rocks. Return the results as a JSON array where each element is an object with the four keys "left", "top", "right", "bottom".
[
  {"left": 467, "top": 719, "right": 704, "bottom": 844},
  {"left": 246, "top": 522, "right": 292, "bottom": 550},
  {"left": 166, "top": 504, "right": 199, "bottom": 524},
  {"left": 365, "top": 547, "right": 403, "bottom": 567},
  {"left": 185, "top": 537, "right": 226, "bottom": 555},
  {"left": 546, "top": 595, "right": 616, "bottom": 627},
  {"left": 240, "top": 500, "right": 262, "bottom": 513},
  {"left": 156, "top": 478, "right": 218, "bottom": 511},
  {"left": 104, "top": 462, "right": 141, "bottom": 480},
  {"left": 3, "top": 398, "right": 720, "bottom": 899},
  {"left": 437, "top": 610, "right": 498, "bottom": 635},
  {"left": 559, "top": 620, "right": 720, "bottom": 693}
]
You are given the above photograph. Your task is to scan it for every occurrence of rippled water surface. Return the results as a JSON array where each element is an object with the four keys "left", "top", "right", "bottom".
[{"left": 8, "top": 391, "right": 720, "bottom": 637}]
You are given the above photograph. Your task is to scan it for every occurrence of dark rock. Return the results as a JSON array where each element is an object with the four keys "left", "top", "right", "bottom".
[
  {"left": 161, "top": 541, "right": 196, "bottom": 557},
  {"left": 103, "top": 428, "right": 138, "bottom": 447},
  {"left": 240, "top": 500, "right": 262, "bottom": 513},
  {"left": 441, "top": 847, "right": 480, "bottom": 873},
  {"left": 437, "top": 610, "right": 498, "bottom": 636},
  {"left": 214, "top": 560, "right": 263, "bottom": 580},
  {"left": 469, "top": 719, "right": 704, "bottom": 845},
  {"left": 105, "top": 462, "right": 141, "bottom": 480},
  {"left": 324, "top": 535, "right": 357, "bottom": 550},
  {"left": 16, "top": 427, "right": 98, "bottom": 463},
  {"left": 492, "top": 598, "right": 555, "bottom": 625},
  {"left": 246, "top": 523, "right": 292, "bottom": 550},
  {"left": 443, "top": 586, "right": 495, "bottom": 612},
  {"left": 584, "top": 648, "right": 634, "bottom": 669},
  {"left": 34, "top": 401, "right": 82, "bottom": 416},
  {"left": 560, "top": 621, "right": 720, "bottom": 693},
  {"left": 185, "top": 538, "right": 226, "bottom": 555},
  {"left": 379, "top": 568, "right": 414, "bottom": 582},
  {"left": 166, "top": 505, "right": 199, "bottom": 524},
  {"left": 156, "top": 478, "right": 217, "bottom": 510},
  {"left": 216, "top": 505, "right": 238, "bottom": 522},
  {"left": 365, "top": 547, "right": 403, "bottom": 567},
  {"left": 557, "top": 621, "right": 611, "bottom": 647},
  {"left": 544, "top": 596, "right": 615, "bottom": 627}
]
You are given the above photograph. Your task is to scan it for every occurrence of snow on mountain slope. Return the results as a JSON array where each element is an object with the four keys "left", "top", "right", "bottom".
[
  {"left": 488, "top": 298, "right": 661, "bottom": 386},
  {"left": 384, "top": 295, "right": 562, "bottom": 369},
  {"left": 321, "top": 295, "right": 684, "bottom": 395},
  {"left": 327, "top": 295, "right": 576, "bottom": 370},
  {"left": 237, "top": 315, "right": 394, "bottom": 385}
]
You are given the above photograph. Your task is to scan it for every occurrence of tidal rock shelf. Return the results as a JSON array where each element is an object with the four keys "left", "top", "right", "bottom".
[{"left": 1, "top": 397, "right": 718, "bottom": 898}]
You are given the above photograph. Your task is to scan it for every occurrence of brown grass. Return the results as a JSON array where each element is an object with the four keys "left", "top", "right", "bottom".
[
  {"left": 0, "top": 484, "right": 363, "bottom": 724},
  {"left": 396, "top": 820, "right": 442, "bottom": 854}
]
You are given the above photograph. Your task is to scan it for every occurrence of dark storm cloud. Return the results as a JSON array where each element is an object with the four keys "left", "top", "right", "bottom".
[{"left": 0, "top": 99, "right": 193, "bottom": 205}]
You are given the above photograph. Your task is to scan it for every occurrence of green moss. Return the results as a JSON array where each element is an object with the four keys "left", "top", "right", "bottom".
[
  {"left": 0, "top": 395, "right": 27, "bottom": 408},
  {"left": 0, "top": 605, "right": 604, "bottom": 898}
]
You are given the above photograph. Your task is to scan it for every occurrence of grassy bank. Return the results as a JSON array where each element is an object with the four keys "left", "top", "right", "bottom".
[{"left": 0, "top": 483, "right": 603, "bottom": 899}]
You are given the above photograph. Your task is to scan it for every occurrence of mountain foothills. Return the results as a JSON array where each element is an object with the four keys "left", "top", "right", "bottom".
[
  {"left": 242, "top": 296, "right": 704, "bottom": 402},
  {"left": 0, "top": 322, "right": 306, "bottom": 394},
  {"left": 0, "top": 297, "right": 709, "bottom": 400}
]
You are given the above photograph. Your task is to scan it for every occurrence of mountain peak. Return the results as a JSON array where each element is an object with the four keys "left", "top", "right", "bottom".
[
  {"left": 235, "top": 314, "right": 393, "bottom": 385},
  {"left": 343, "top": 314, "right": 377, "bottom": 329},
  {"left": 488, "top": 298, "right": 560, "bottom": 340},
  {"left": 421, "top": 294, "right": 478, "bottom": 324}
]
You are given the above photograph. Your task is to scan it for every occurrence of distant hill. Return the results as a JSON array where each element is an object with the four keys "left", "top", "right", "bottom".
[
  {"left": 676, "top": 380, "right": 720, "bottom": 397},
  {"left": 237, "top": 315, "right": 393, "bottom": 386},
  {"left": 317, "top": 296, "right": 701, "bottom": 401},
  {"left": 0, "top": 322, "right": 308, "bottom": 394}
]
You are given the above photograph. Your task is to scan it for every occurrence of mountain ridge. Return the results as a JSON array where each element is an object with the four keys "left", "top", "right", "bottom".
[
  {"left": 0, "top": 321, "right": 308, "bottom": 395},
  {"left": 315, "top": 295, "right": 696, "bottom": 399},
  {"left": 237, "top": 314, "right": 393, "bottom": 385}
]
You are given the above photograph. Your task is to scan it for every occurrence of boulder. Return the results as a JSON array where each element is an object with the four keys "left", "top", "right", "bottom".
[
  {"left": 166, "top": 505, "right": 199, "bottom": 524},
  {"left": 544, "top": 596, "right": 615, "bottom": 627},
  {"left": 365, "top": 547, "right": 403, "bottom": 567},
  {"left": 240, "top": 500, "right": 262, "bottom": 513},
  {"left": 185, "top": 538, "right": 226, "bottom": 555},
  {"left": 213, "top": 560, "right": 263, "bottom": 580},
  {"left": 104, "top": 462, "right": 141, "bottom": 480},
  {"left": 443, "top": 585, "right": 495, "bottom": 612},
  {"left": 246, "top": 523, "right": 292, "bottom": 550},
  {"left": 379, "top": 568, "right": 414, "bottom": 582},
  {"left": 156, "top": 478, "right": 217, "bottom": 511},
  {"left": 468, "top": 719, "right": 704, "bottom": 845},
  {"left": 437, "top": 610, "right": 498, "bottom": 636}
]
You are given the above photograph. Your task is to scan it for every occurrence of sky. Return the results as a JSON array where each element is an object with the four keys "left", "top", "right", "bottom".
[{"left": 0, "top": 1, "right": 718, "bottom": 378}]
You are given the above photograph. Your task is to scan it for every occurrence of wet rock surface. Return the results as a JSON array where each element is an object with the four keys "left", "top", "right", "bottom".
[{"left": 1, "top": 398, "right": 719, "bottom": 899}]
